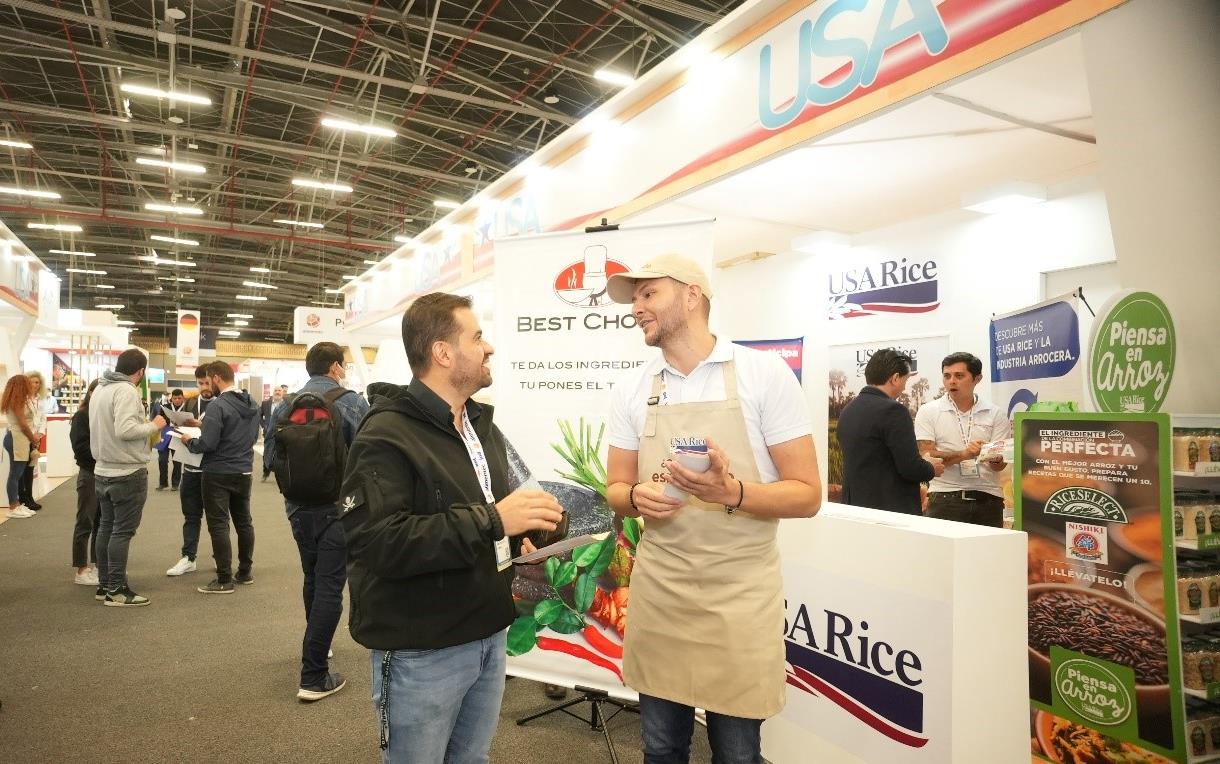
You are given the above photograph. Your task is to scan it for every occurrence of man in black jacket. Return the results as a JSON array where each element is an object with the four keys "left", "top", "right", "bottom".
[
  {"left": 340, "top": 292, "right": 563, "bottom": 764},
  {"left": 837, "top": 349, "right": 944, "bottom": 514},
  {"left": 181, "top": 361, "right": 260, "bottom": 594}
]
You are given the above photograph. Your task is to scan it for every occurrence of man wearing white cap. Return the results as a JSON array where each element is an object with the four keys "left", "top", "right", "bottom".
[{"left": 604, "top": 253, "right": 822, "bottom": 763}]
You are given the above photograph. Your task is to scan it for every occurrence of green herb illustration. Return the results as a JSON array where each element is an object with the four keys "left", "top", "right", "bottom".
[{"left": 551, "top": 418, "right": 607, "bottom": 496}]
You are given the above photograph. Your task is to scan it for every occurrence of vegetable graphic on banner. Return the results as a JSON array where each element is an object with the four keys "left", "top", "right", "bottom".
[
  {"left": 493, "top": 218, "right": 714, "bottom": 695},
  {"left": 1015, "top": 412, "right": 1181, "bottom": 762},
  {"left": 990, "top": 293, "right": 1084, "bottom": 417},
  {"left": 1089, "top": 291, "right": 1176, "bottom": 413}
]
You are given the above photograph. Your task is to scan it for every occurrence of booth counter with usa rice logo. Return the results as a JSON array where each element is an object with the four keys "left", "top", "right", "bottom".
[{"left": 764, "top": 503, "right": 1028, "bottom": 763}]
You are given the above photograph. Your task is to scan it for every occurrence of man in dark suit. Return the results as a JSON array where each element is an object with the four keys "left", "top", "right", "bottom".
[
  {"left": 837, "top": 349, "right": 944, "bottom": 514},
  {"left": 259, "top": 385, "right": 288, "bottom": 480}
]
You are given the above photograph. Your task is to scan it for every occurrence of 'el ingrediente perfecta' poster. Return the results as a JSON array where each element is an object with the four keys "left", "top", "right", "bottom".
[{"left": 1016, "top": 412, "right": 1181, "bottom": 763}]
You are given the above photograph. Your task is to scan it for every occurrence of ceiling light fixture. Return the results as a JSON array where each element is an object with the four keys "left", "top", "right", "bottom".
[
  {"left": 95, "top": 303, "right": 125, "bottom": 309},
  {"left": 0, "top": 139, "right": 33, "bottom": 149},
  {"left": 120, "top": 83, "right": 211, "bottom": 106},
  {"left": 593, "top": 68, "right": 635, "bottom": 87},
  {"left": 363, "top": 259, "right": 378, "bottom": 265},
  {"left": 27, "top": 222, "right": 82, "bottom": 232},
  {"left": 232, "top": 320, "right": 249, "bottom": 326},
  {"left": 542, "top": 91, "right": 560, "bottom": 105},
  {"left": 433, "top": 199, "right": 461, "bottom": 210},
  {"left": 241, "top": 280, "right": 277, "bottom": 289},
  {"left": 138, "top": 255, "right": 197, "bottom": 267},
  {"left": 135, "top": 157, "right": 206, "bottom": 173},
  {"left": 94, "top": 284, "right": 116, "bottom": 289},
  {"left": 319, "top": 117, "right": 397, "bottom": 138},
  {"left": 65, "top": 268, "right": 107, "bottom": 275},
  {"left": 218, "top": 329, "right": 241, "bottom": 337},
  {"left": 116, "top": 320, "right": 136, "bottom": 326},
  {"left": 962, "top": 181, "right": 1048, "bottom": 214},
  {"left": 0, "top": 186, "right": 60, "bottom": 199},
  {"left": 49, "top": 249, "right": 96, "bottom": 257},
  {"left": 341, "top": 275, "right": 356, "bottom": 281},
  {"left": 149, "top": 235, "right": 199, "bottom": 246},
  {"left": 235, "top": 294, "right": 268, "bottom": 301},
  {"left": 291, "top": 178, "right": 353, "bottom": 193},
  {"left": 324, "top": 288, "right": 344, "bottom": 294},
  {"left": 156, "top": 276, "right": 195, "bottom": 283},
  {"left": 463, "top": 162, "right": 478, "bottom": 175},
  {"left": 393, "top": 235, "right": 412, "bottom": 244},
  {"left": 272, "top": 218, "right": 325, "bottom": 229},
  {"left": 145, "top": 202, "right": 203, "bottom": 215},
  {"left": 249, "top": 266, "right": 270, "bottom": 273},
  {"left": 227, "top": 313, "right": 253, "bottom": 319}
]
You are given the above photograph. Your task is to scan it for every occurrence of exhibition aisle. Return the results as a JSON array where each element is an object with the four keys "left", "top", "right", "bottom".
[{"left": 0, "top": 467, "right": 709, "bottom": 762}]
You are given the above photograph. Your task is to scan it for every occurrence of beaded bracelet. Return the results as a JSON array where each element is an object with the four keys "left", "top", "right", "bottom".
[
  {"left": 726, "top": 478, "right": 744, "bottom": 514},
  {"left": 629, "top": 482, "right": 641, "bottom": 513}
]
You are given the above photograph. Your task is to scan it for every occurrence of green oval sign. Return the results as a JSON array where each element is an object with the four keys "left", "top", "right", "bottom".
[
  {"left": 1054, "top": 658, "right": 1133, "bottom": 726},
  {"left": 1090, "top": 291, "right": 1175, "bottom": 413}
]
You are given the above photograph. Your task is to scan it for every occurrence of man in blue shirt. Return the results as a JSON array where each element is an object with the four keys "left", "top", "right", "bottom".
[{"left": 265, "top": 341, "right": 369, "bottom": 702}]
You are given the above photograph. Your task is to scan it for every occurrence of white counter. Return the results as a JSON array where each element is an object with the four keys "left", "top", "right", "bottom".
[{"left": 762, "top": 503, "right": 1028, "bottom": 764}]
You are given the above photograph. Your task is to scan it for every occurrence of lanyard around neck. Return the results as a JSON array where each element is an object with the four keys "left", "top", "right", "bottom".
[
  {"left": 459, "top": 407, "right": 496, "bottom": 505},
  {"left": 950, "top": 396, "right": 977, "bottom": 446}
]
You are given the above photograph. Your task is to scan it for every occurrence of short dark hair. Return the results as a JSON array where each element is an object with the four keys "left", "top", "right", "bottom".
[
  {"left": 306, "top": 342, "right": 345, "bottom": 376},
  {"left": 114, "top": 348, "right": 148, "bottom": 375},
  {"left": 864, "top": 349, "right": 913, "bottom": 386},
  {"left": 170, "top": 388, "right": 184, "bottom": 397},
  {"left": 194, "top": 364, "right": 209, "bottom": 380},
  {"left": 402, "top": 292, "right": 472, "bottom": 376},
  {"left": 206, "top": 360, "right": 234, "bottom": 383},
  {"left": 942, "top": 352, "right": 983, "bottom": 378}
]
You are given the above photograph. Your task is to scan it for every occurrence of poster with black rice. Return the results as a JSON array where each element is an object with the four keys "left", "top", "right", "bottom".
[{"left": 1015, "top": 412, "right": 1181, "bottom": 763}]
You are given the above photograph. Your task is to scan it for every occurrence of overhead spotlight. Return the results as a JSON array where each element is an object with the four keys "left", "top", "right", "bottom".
[
  {"left": 120, "top": 83, "right": 211, "bottom": 106},
  {"left": 593, "top": 68, "right": 635, "bottom": 87},
  {"left": 543, "top": 91, "right": 560, "bottom": 105},
  {"left": 463, "top": 162, "right": 479, "bottom": 175},
  {"left": 28, "top": 222, "right": 82, "bottom": 232}
]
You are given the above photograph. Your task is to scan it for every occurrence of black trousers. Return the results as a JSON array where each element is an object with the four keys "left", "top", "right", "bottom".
[
  {"left": 179, "top": 470, "right": 204, "bottom": 560},
  {"left": 157, "top": 450, "right": 182, "bottom": 488},
  {"left": 289, "top": 506, "right": 347, "bottom": 686},
  {"left": 72, "top": 468, "right": 100, "bottom": 568},
  {"left": 201, "top": 472, "right": 254, "bottom": 583},
  {"left": 18, "top": 458, "right": 35, "bottom": 505},
  {"left": 926, "top": 491, "right": 1005, "bottom": 528}
]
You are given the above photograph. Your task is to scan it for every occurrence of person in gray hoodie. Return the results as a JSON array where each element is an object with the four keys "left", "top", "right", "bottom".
[
  {"left": 180, "top": 360, "right": 260, "bottom": 594},
  {"left": 89, "top": 348, "right": 166, "bottom": 607}
]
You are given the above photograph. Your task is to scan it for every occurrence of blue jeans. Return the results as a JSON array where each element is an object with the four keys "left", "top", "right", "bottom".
[
  {"left": 370, "top": 630, "right": 507, "bottom": 764},
  {"left": 639, "top": 694, "right": 763, "bottom": 764},
  {"left": 289, "top": 505, "right": 346, "bottom": 686},
  {"left": 94, "top": 470, "right": 149, "bottom": 591},
  {"left": 4, "top": 431, "right": 29, "bottom": 505}
]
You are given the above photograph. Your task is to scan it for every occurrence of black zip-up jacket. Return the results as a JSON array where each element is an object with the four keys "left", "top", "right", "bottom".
[
  {"left": 70, "top": 408, "right": 95, "bottom": 472},
  {"left": 340, "top": 378, "right": 522, "bottom": 651}
]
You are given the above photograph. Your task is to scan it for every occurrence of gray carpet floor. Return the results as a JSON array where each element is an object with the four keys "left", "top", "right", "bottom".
[{"left": 0, "top": 460, "right": 715, "bottom": 763}]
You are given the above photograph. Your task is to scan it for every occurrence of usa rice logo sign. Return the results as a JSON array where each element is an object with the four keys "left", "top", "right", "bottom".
[{"left": 828, "top": 257, "right": 940, "bottom": 319}]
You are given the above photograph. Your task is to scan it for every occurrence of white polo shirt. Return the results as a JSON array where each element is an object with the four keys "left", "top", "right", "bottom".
[
  {"left": 913, "top": 394, "right": 1011, "bottom": 497},
  {"left": 608, "top": 338, "right": 811, "bottom": 484}
]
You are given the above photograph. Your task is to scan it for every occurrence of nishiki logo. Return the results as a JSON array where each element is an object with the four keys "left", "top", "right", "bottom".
[
  {"left": 784, "top": 601, "right": 928, "bottom": 748},
  {"left": 758, "top": 0, "right": 949, "bottom": 131},
  {"left": 553, "top": 245, "right": 630, "bottom": 308},
  {"left": 828, "top": 257, "right": 939, "bottom": 319}
]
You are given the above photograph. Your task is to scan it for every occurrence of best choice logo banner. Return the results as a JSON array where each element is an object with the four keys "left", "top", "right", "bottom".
[
  {"left": 773, "top": 567, "right": 951, "bottom": 762},
  {"left": 492, "top": 219, "right": 713, "bottom": 697},
  {"left": 175, "top": 310, "right": 200, "bottom": 373},
  {"left": 1015, "top": 412, "right": 1180, "bottom": 762},
  {"left": 990, "top": 293, "right": 1083, "bottom": 417}
]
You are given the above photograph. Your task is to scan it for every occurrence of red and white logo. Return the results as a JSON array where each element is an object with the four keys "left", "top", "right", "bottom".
[
  {"left": 306, "top": 313, "right": 321, "bottom": 328},
  {"left": 553, "top": 245, "right": 630, "bottom": 309},
  {"left": 1065, "top": 521, "right": 1108, "bottom": 565}
]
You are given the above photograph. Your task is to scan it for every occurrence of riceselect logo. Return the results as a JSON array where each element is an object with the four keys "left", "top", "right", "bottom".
[
  {"left": 1045, "top": 488, "right": 1129, "bottom": 524},
  {"left": 784, "top": 601, "right": 928, "bottom": 748},
  {"left": 1054, "top": 659, "right": 1132, "bottom": 726}
]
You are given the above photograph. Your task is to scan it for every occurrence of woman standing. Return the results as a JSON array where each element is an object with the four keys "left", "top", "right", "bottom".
[
  {"left": 70, "top": 380, "right": 101, "bottom": 586},
  {"left": 2, "top": 374, "right": 38, "bottom": 519},
  {"left": 20, "top": 371, "right": 49, "bottom": 511}
]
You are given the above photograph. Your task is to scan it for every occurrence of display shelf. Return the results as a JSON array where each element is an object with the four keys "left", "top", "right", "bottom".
[
  {"left": 1185, "top": 687, "right": 1214, "bottom": 700},
  {"left": 1177, "top": 538, "right": 1220, "bottom": 552},
  {"left": 1188, "top": 752, "right": 1220, "bottom": 764},
  {"left": 1180, "top": 610, "right": 1220, "bottom": 625},
  {"left": 1178, "top": 469, "right": 1220, "bottom": 481}
]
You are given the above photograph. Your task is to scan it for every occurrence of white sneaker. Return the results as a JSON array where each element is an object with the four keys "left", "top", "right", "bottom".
[
  {"left": 328, "top": 648, "right": 334, "bottom": 659},
  {"left": 166, "top": 557, "right": 197, "bottom": 576},
  {"left": 8, "top": 506, "right": 35, "bottom": 518},
  {"left": 74, "top": 568, "right": 100, "bottom": 586}
]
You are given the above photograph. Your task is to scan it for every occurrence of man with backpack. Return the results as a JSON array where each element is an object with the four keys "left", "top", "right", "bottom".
[{"left": 265, "top": 341, "right": 369, "bottom": 702}]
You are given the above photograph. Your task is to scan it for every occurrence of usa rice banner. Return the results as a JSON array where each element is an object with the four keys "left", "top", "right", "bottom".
[
  {"left": 175, "top": 310, "right": 201, "bottom": 373},
  {"left": 492, "top": 218, "right": 714, "bottom": 697},
  {"left": 989, "top": 293, "right": 1085, "bottom": 418}
]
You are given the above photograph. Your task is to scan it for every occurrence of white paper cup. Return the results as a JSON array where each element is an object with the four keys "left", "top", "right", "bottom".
[{"left": 663, "top": 450, "right": 711, "bottom": 500}]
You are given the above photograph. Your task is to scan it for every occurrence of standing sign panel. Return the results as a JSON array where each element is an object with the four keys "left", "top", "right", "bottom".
[
  {"left": 493, "top": 219, "right": 714, "bottom": 696},
  {"left": 990, "top": 293, "right": 1084, "bottom": 417},
  {"left": 175, "top": 310, "right": 201, "bottom": 374},
  {"left": 1015, "top": 412, "right": 1181, "bottom": 762},
  {"left": 292, "top": 306, "right": 345, "bottom": 346}
]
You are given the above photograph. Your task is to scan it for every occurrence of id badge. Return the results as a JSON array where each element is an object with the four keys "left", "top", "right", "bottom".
[
  {"left": 959, "top": 459, "right": 981, "bottom": 478},
  {"left": 495, "top": 536, "right": 512, "bottom": 572}
]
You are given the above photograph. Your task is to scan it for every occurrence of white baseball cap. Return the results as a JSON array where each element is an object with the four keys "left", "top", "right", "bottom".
[{"left": 606, "top": 253, "right": 713, "bottom": 304}]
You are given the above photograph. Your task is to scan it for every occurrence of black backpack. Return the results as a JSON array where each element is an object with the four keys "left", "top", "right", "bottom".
[{"left": 272, "top": 388, "right": 354, "bottom": 504}]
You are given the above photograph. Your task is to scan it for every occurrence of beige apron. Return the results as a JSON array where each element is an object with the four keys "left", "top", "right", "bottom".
[{"left": 623, "top": 360, "right": 785, "bottom": 719}]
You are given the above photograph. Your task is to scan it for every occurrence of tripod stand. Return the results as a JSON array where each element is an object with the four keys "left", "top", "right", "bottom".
[{"left": 516, "top": 685, "right": 639, "bottom": 764}]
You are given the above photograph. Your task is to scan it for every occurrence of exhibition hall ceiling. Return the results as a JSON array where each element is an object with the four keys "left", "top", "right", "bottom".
[
  {"left": 678, "top": 34, "right": 1098, "bottom": 236},
  {"left": 0, "top": 0, "right": 743, "bottom": 340}
]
